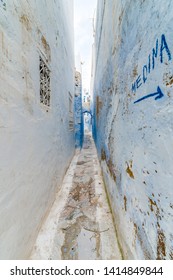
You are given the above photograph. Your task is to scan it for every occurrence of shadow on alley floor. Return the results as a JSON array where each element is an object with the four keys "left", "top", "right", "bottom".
[{"left": 30, "top": 133, "right": 122, "bottom": 260}]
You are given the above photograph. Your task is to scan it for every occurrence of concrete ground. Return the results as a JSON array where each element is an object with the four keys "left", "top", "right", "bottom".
[{"left": 30, "top": 133, "right": 122, "bottom": 260}]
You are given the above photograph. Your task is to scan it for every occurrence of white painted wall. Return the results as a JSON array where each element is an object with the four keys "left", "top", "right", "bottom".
[
  {"left": 0, "top": 0, "right": 75, "bottom": 259},
  {"left": 93, "top": 0, "right": 173, "bottom": 259}
]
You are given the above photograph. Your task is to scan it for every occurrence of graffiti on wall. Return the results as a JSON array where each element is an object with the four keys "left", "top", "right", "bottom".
[
  {"left": 134, "top": 86, "right": 164, "bottom": 104},
  {"left": 132, "top": 34, "right": 171, "bottom": 104}
]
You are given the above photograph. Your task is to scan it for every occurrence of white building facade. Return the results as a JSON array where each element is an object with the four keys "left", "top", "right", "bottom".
[
  {"left": 93, "top": 0, "right": 173, "bottom": 259},
  {"left": 0, "top": 0, "right": 75, "bottom": 259}
]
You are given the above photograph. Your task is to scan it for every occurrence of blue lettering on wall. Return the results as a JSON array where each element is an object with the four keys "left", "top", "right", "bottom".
[
  {"left": 136, "top": 75, "right": 142, "bottom": 88},
  {"left": 132, "top": 82, "right": 136, "bottom": 93},
  {"left": 134, "top": 86, "right": 164, "bottom": 104},
  {"left": 143, "top": 65, "right": 147, "bottom": 83},
  {"left": 148, "top": 54, "right": 151, "bottom": 73},
  {"left": 152, "top": 38, "right": 158, "bottom": 69},
  {"left": 160, "top": 34, "right": 172, "bottom": 63},
  {"left": 131, "top": 34, "right": 172, "bottom": 96}
]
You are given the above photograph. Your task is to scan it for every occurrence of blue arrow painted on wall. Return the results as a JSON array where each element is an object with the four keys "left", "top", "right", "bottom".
[{"left": 134, "top": 86, "right": 164, "bottom": 104}]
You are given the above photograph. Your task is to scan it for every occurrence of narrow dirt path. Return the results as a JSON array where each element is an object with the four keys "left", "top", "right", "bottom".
[{"left": 30, "top": 133, "right": 122, "bottom": 260}]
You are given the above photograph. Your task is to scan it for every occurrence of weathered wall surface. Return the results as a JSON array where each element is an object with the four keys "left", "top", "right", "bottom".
[
  {"left": 74, "top": 55, "right": 83, "bottom": 148},
  {"left": 74, "top": 69, "right": 83, "bottom": 148},
  {"left": 93, "top": 0, "right": 173, "bottom": 259},
  {"left": 0, "top": 0, "right": 74, "bottom": 259}
]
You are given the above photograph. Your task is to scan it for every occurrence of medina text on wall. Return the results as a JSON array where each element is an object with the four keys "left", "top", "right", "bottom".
[
  {"left": 92, "top": 0, "right": 173, "bottom": 259},
  {"left": 0, "top": 0, "right": 75, "bottom": 259}
]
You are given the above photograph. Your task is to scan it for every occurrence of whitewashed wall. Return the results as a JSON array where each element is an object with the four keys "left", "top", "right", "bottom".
[
  {"left": 93, "top": 0, "right": 173, "bottom": 259},
  {"left": 0, "top": 0, "right": 74, "bottom": 259}
]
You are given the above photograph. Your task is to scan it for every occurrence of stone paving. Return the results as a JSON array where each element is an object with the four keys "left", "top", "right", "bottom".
[{"left": 30, "top": 133, "right": 122, "bottom": 260}]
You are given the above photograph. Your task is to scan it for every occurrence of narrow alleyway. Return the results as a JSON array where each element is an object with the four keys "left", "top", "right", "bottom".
[{"left": 30, "top": 133, "right": 122, "bottom": 260}]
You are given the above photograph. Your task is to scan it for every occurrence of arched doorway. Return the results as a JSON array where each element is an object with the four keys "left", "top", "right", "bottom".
[{"left": 82, "top": 110, "right": 93, "bottom": 133}]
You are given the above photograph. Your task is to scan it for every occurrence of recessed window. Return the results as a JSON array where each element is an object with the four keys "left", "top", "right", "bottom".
[
  {"left": 39, "top": 56, "right": 50, "bottom": 107},
  {"left": 69, "top": 92, "right": 74, "bottom": 130}
]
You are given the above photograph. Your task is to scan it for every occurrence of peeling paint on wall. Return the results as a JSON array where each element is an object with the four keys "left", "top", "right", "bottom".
[
  {"left": 93, "top": 0, "right": 173, "bottom": 259},
  {"left": 0, "top": 0, "right": 74, "bottom": 259},
  {"left": 126, "top": 161, "right": 134, "bottom": 179},
  {"left": 74, "top": 70, "right": 83, "bottom": 148}
]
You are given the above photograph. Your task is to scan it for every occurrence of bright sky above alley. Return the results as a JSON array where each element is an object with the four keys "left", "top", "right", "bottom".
[{"left": 74, "top": 0, "right": 97, "bottom": 92}]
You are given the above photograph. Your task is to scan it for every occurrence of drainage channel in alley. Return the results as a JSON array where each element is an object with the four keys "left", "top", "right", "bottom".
[{"left": 30, "top": 133, "right": 122, "bottom": 260}]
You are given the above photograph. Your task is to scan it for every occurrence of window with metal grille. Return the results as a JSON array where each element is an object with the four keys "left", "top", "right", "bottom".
[
  {"left": 39, "top": 56, "right": 50, "bottom": 107},
  {"left": 69, "top": 92, "right": 74, "bottom": 130},
  {"left": 0, "top": 0, "right": 6, "bottom": 10}
]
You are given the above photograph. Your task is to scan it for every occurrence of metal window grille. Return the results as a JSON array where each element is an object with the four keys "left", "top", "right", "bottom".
[
  {"left": 0, "top": 0, "right": 6, "bottom": 10},
  {"left": 39, "top": 56, "right": 50, "bottom": 107}
]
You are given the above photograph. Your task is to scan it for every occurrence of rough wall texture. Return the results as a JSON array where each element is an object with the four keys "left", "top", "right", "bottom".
[
  {"left": 93, "top": 0, "right": 173, "bottom": 259},
  {"left": 74, "top": 70, "right": 83, "bottom": 148},
  {"left": 0, "top": 0, "right": 74, "bottom": 259}
]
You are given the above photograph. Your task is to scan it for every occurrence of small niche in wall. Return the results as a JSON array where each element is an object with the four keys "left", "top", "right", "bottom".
[
  {"left": 39, "top": 55, "right": 50, "bottom": 107},
  {"left": 0, "top": 0, "right": 6, "bottom": 10}
]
